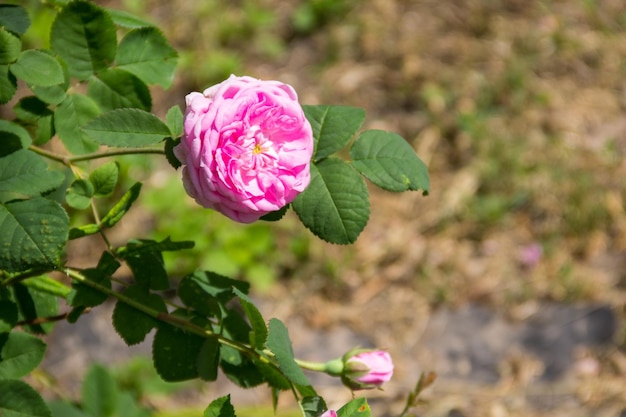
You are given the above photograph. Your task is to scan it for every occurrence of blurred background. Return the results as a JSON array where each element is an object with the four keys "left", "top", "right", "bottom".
[{"left": 16, "top": 0, "right": 626, "bottom": 416}]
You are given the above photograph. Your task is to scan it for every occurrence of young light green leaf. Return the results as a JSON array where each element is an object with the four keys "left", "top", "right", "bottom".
[
  {"left": 0, "top": 150, "right": 64, "bottom": 202},
  {"left": 292, "top": 158, "right": 370, "bottom": 245},
  {"left": 116, "top": 27, "right": 178, "bottom": 88},
  {"left": 68, "top": 223, "right": 100, "bottom": 240},
  {"left": 50, "top": 1, "right": 116, "bottom": 80},
  {"left": 100, "top": 182, "right": 141, "bottom": 228},
  {"left": 233, "top": 287, "right": 267, "bottom": 349},
  {"left": 0, "top": 331, "right": 47, "bottom": 378},
  {"left": 112, "top": 285, "right": 166, "bottom": 345},
  {"left": 0, "top": 299, "right": 18, "bottom": 332},
  {"left": 65, "top": 178, "right": 94, "bottom": 210},
  {"left": 203, "top": 395, "right": 235, "bottom": 417},
  {"left": 0, "top": 5, "right": 31, "bottom": 35},
  {"left": 88, "top": 68, "right": 151, "bottom": 112},
  {"left": 166, "top": 105, "right": 183, "bottom": 137},
  {"left": 266, "top": 318, "right": 311, "bottom": 386},
  {"left": 0, "top": 28, "right": 20, "bottom": 64},
  {"left": 197, "top": 337, "right": 220, "bottom": 382},
  {"left": 0, "top": 379, "right": 52, "bottom": 417},
  {"left": 82, "top": 364, "right": 118, "bottom": 417},
  {"left": 21, "top": 275, "right": 71, "bottom": 299},
  {"left": 82, "top": 108, "right": 170, "bottom": 147},
  {"left": 0, "top": 198, "right": 69, "bottom": 272},
  {"left": 105, "top": 8, "right": 154, "bottom": 28},
  {"left": 301, "top": 396, "right": 328, "bottom": 417},
  {"left": 0, "top": 65, "right": 17, "bottom": 104},
  {"left": 337, "top": 398, "right": 371, "bottom": 417},
  {"left": 350, "top": 130, "right": 430, "bottom": 193},
  {"left": 55, "top": 94, "right": 100, "bottom": 154},
  {"left": 89, "top": 161, "right": 119, "bottom": 196},
  {"left": 303, "top": 105, "right": 365, "bottom": 161},
  {"left": 10, "top": 50, "right": 65, "bottom": 87},
  {"left": 152, "top": 322, "right": 205, "bottom": 382}
]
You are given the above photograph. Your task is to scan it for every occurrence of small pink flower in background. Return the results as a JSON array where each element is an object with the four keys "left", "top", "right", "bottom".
[
  {"left": 174, "top": 75, "right": 314, "bottom": 223},
  {"left": 519, "top": 243, "right": 543, "bottom": 268},
  {"left": 320, "top": 410, "right": 337, "bottom": 417},
  {"left": 342, "top": 349, "right": 394, "bottom": 390}
]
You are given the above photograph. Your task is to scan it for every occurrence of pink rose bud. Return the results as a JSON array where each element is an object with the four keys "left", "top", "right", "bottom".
[
  {"left": 174, "top": 75, "right": 314, "bottom": 223},
  {"left": 320, "top": 411, "right": 337, "bottom": 417},
  {"left": 342, "top": 349, "right": 394, "bottom": 390}
]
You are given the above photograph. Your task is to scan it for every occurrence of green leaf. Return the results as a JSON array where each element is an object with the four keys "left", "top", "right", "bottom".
[
  {"left": 260, "top": 205, "right": 288, "bottom": 222},
  {"left": 10, "top": 50, "right": 64, "bottom": 87},
  {"left": 13, "top": 96, "right": 52, "bottom": 123},
  {"left": 266, "top": 318, "right": 310, "bottom": 386},
  {"left": 116, "top": 237, "right": 194, "bottom": 257},
  {"left": 55, "top": 94, "right": 100, "bottom": 154},
  {"left": 21, "top": 275, "right": 71, "bottom": 300},
  {"left": 163, "top": 137, "right": 181, "bottom": 169},
  {"left": 0, "top": 198, "right": 69, "bottom": 273},
  {"left": 29, "top": 54, "right": 69, "bottom": 105},
  {"left": 10, "top": 284, "right": 58, "bottom": 334},
  {"left": 165, "top": 105, "right": 183, "bottom": 137},
  {"left": 125, "top": 250, "right": 169, "bottom": 291},
  {"left": 96, "top": 251, "right": 120, "bottom": 277},
  {"left": 105, "top": 8, "right": 153, "bottom": 28},
  {"left": 82, "top": 108, "right": 170, "bottom": 147},
  {"left": 65, "top": 178, "right": 94, "bottom": 210},
  {"left": 220, "top": 357, "right": 265, "bottom": 388},
  {"left": 89, "top": 162, "right": 119, "bottom": 196},
  {"left": 0, "top": 331, "right": 47, "bottom": 378},
  {"left": 0, "top": 379, "right": 52, "bottom": 417},
  {"left": 0, "top": 299, "right": 18, "bottom": 332},
  {"left": 337, "top": 398, "right": 370, "bottom": 417},
  {"left": 197, "top": 337, "right": 220, "bottom": 382},
  {"left": 301, "top": 396, "right": 328, "bottom": 417},
  {"left": 112, "top": 285, "right": 166, "bottom": 345},
  {"left": 203, "top": 395, "right": 235, "bottom": 417},
  {"left": 88, "top": 68, "right": 151, "bottom": 112},
  {"left": 0, "top": 28, "right": 20, "bottom": 64},
  {"left": 178, "top": 271, "right": 249, "bottom": 317},
  {"left": 48, "top": 401, "right": 89, "bottom": 417},
  {"left": 100, "top": 182, "right": 141, "bottom": 228},
  {"left": 0, "top": 150, "right": 64, "bottom": 202},
  {"left": 0, "top": 5, "right": 31, "bottom": 35},
  {"left": 82, "top": 364, "right": 118, "bottom": 417},
  {"left": 303, "top": 105, "right": 365, "bottom": 161},
  {"left": 116, "top": 27, "right": 178, "bottom": 88},
  {"left": 0, "top": 65, "right": 17, "bottom": 104},
  {"left": 292, "top": 158, "right": 369, "bottom": 244},
  {"left": 152, "top": 322, "right": 204, "bottom": 382},
  {"left": 233, "top": 287, "right": 267, "bottom": 349},
  {"left": 68, "top": 223, "right": 100, "bottom": 240},
  {"left": 67, "top": 269, "right": 109, "bottom": 308},
  {"left": 50, "top": 0, "right": 116, "bottom": 80},
  {"left": 0, "top": 120, "right": 31, "bottom": 151},
  {"left": 350, "top": 130, "right": 430, "bottom": 193}
]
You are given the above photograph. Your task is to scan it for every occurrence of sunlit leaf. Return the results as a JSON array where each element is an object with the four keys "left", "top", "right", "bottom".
[{"left": 303, "top": 105, "right": 365, "bottom": 161}]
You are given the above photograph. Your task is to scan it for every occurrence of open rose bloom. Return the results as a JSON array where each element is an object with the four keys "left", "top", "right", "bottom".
[{"left": 174, "top": 75, "right": 314, "bottom": 223}]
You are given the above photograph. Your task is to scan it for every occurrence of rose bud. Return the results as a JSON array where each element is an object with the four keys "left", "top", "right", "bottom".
[
  {"left": 320, "top": 410, "right": 337, "bottom": 417},
  {"left": 341, "top": 349, "right": 394, "bottom": 390},
  {"left": 174, "top": 75, "right": 314, "bottom": 223}
]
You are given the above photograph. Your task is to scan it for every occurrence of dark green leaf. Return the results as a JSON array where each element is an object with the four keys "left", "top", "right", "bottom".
[
  {"left": 0, "top": 64, "right": 17, "bottom": 104},
  {"left": 55, "top": 94, "right": 100, "bottom": 154},
  {"left": 197, "top": 337, "right": 220, "bottom": 382},
  {"left": 152, "top": 322, "right": 204, "bottom": 382},
  {"left": 292, "top": 158, "right": 369, "bottom": 244},
  {"left": 10, "top": 283, "right": 58, "bottom": 334},
  {"left": 13, "top": 96, "right": 52, "bottom": 123},
  {"left": 89, "top": 162, "right": 119, "bottom": 196},
  {"left": 165, "top": 105, "right": 183, "bottom": 137},
  {"left": 233, "top": 287, "right": 267, "bottom": 349},
  {"left": 82, "top": 364, "right": 118, "bottom": 417},
  {"left": 178, "top": 272, "right": 249, "bottom": 317},
  {"left": 67, "top": 269, "right": 109, "bottom": 308},
  {"left": 50, "top": 0, "right": 117, "bottom": 80},
  {"left": 96, "top": 251, "right": 120, "bottom": 277},
  {"left": 116, "top": 27, "right": 178, "bottom": 88},
  {"left": 10, "top": 50, "right": 64, "bottom": 87},
  {"left": 255, "top": 359, "right": 291, "bottom": 391},
  {"left": 203, "top": 395, "right": 235, "bottom": 417},
  {"left": 116, "top": 237, "right": 194, "bottom": 257},
  {"left": 301, "top": 396, "right": 328, "bottom": 417},
  {"left": 0, "top": 299, "right": 18, "bottom": 332},
  {"left": 125, "top": 250, "right": 168, "bottom": 291},
  {"left": 220, "top": 357, "right": 265, "bottom": 388},
  {"left": 0, "top": 379, "right": 52, "bottom": 417},
  {"left": 0, "top": 331, "right": 47, "bottom": 378},
  {"left": 0, "top": 198, "right": 69, "bottom": 272},
  {"left": 100, "top": 182, "right": 141, "bottom": 228},
  {"left": 0, "top": 28, "right": 20, "bottom": 64},
  {"left": 0, "top": 5, "right": 31, "bottom": 35},
  {"left": 0, "top": 149, "right": 64, "bottom": 202},
  {"left": 0, "top": 120, "right": 31, "bottom": 150},
  {"left": 303, "top": 105, "right": 365, "bottom": 161},
  {"left": 65, "top": 178, "right": 94, "bottom": 210},
  {"left": 88, "top": 68, "right": 151, "bottom": 112},
  {"left": 259, "top": 205, "right": 288, "bottom": 222},
  {"left": 112, "top": 285, "right": 166, "bottom": 346},
  {"left": 82, "top": 108, "right": 170, "bottom": 147},
  {"left": 163, "top": 137, "right": 181, "bottom": 169},
  {"left": 337, "top": 398, "right": 371, "bottom": 417},
  {"left": 266, "top": 318, "right": 310, "bottom": 386},
  {"left": 350, "top": 130, "right": 430, "bottom": 193},
  {"left": 105, "top": 8, "right": 153, "bottom": 28}
]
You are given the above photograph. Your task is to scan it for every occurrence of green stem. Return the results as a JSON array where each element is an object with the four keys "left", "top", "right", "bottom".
[
  {"left": 294, "top": 359, "right": 328, "bottom": 373},
  {"left": 29, "top": 145, "right": 165, "bottom": 166}
]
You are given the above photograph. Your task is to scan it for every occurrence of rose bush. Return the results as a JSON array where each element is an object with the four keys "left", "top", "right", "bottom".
[{"left": 174, "top": 74, "right": 314, "bottom": 223}]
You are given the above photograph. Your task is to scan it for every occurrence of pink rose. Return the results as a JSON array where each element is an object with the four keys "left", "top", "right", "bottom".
[
  {"left": 320, "top": 411, "right": 337, "bottom": 417},
  {"left": 342, "top": 350, "right": 394, "bottom": 390},
  {"left": 174, "top": 75, "right": 314, "bottom": 223}
]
